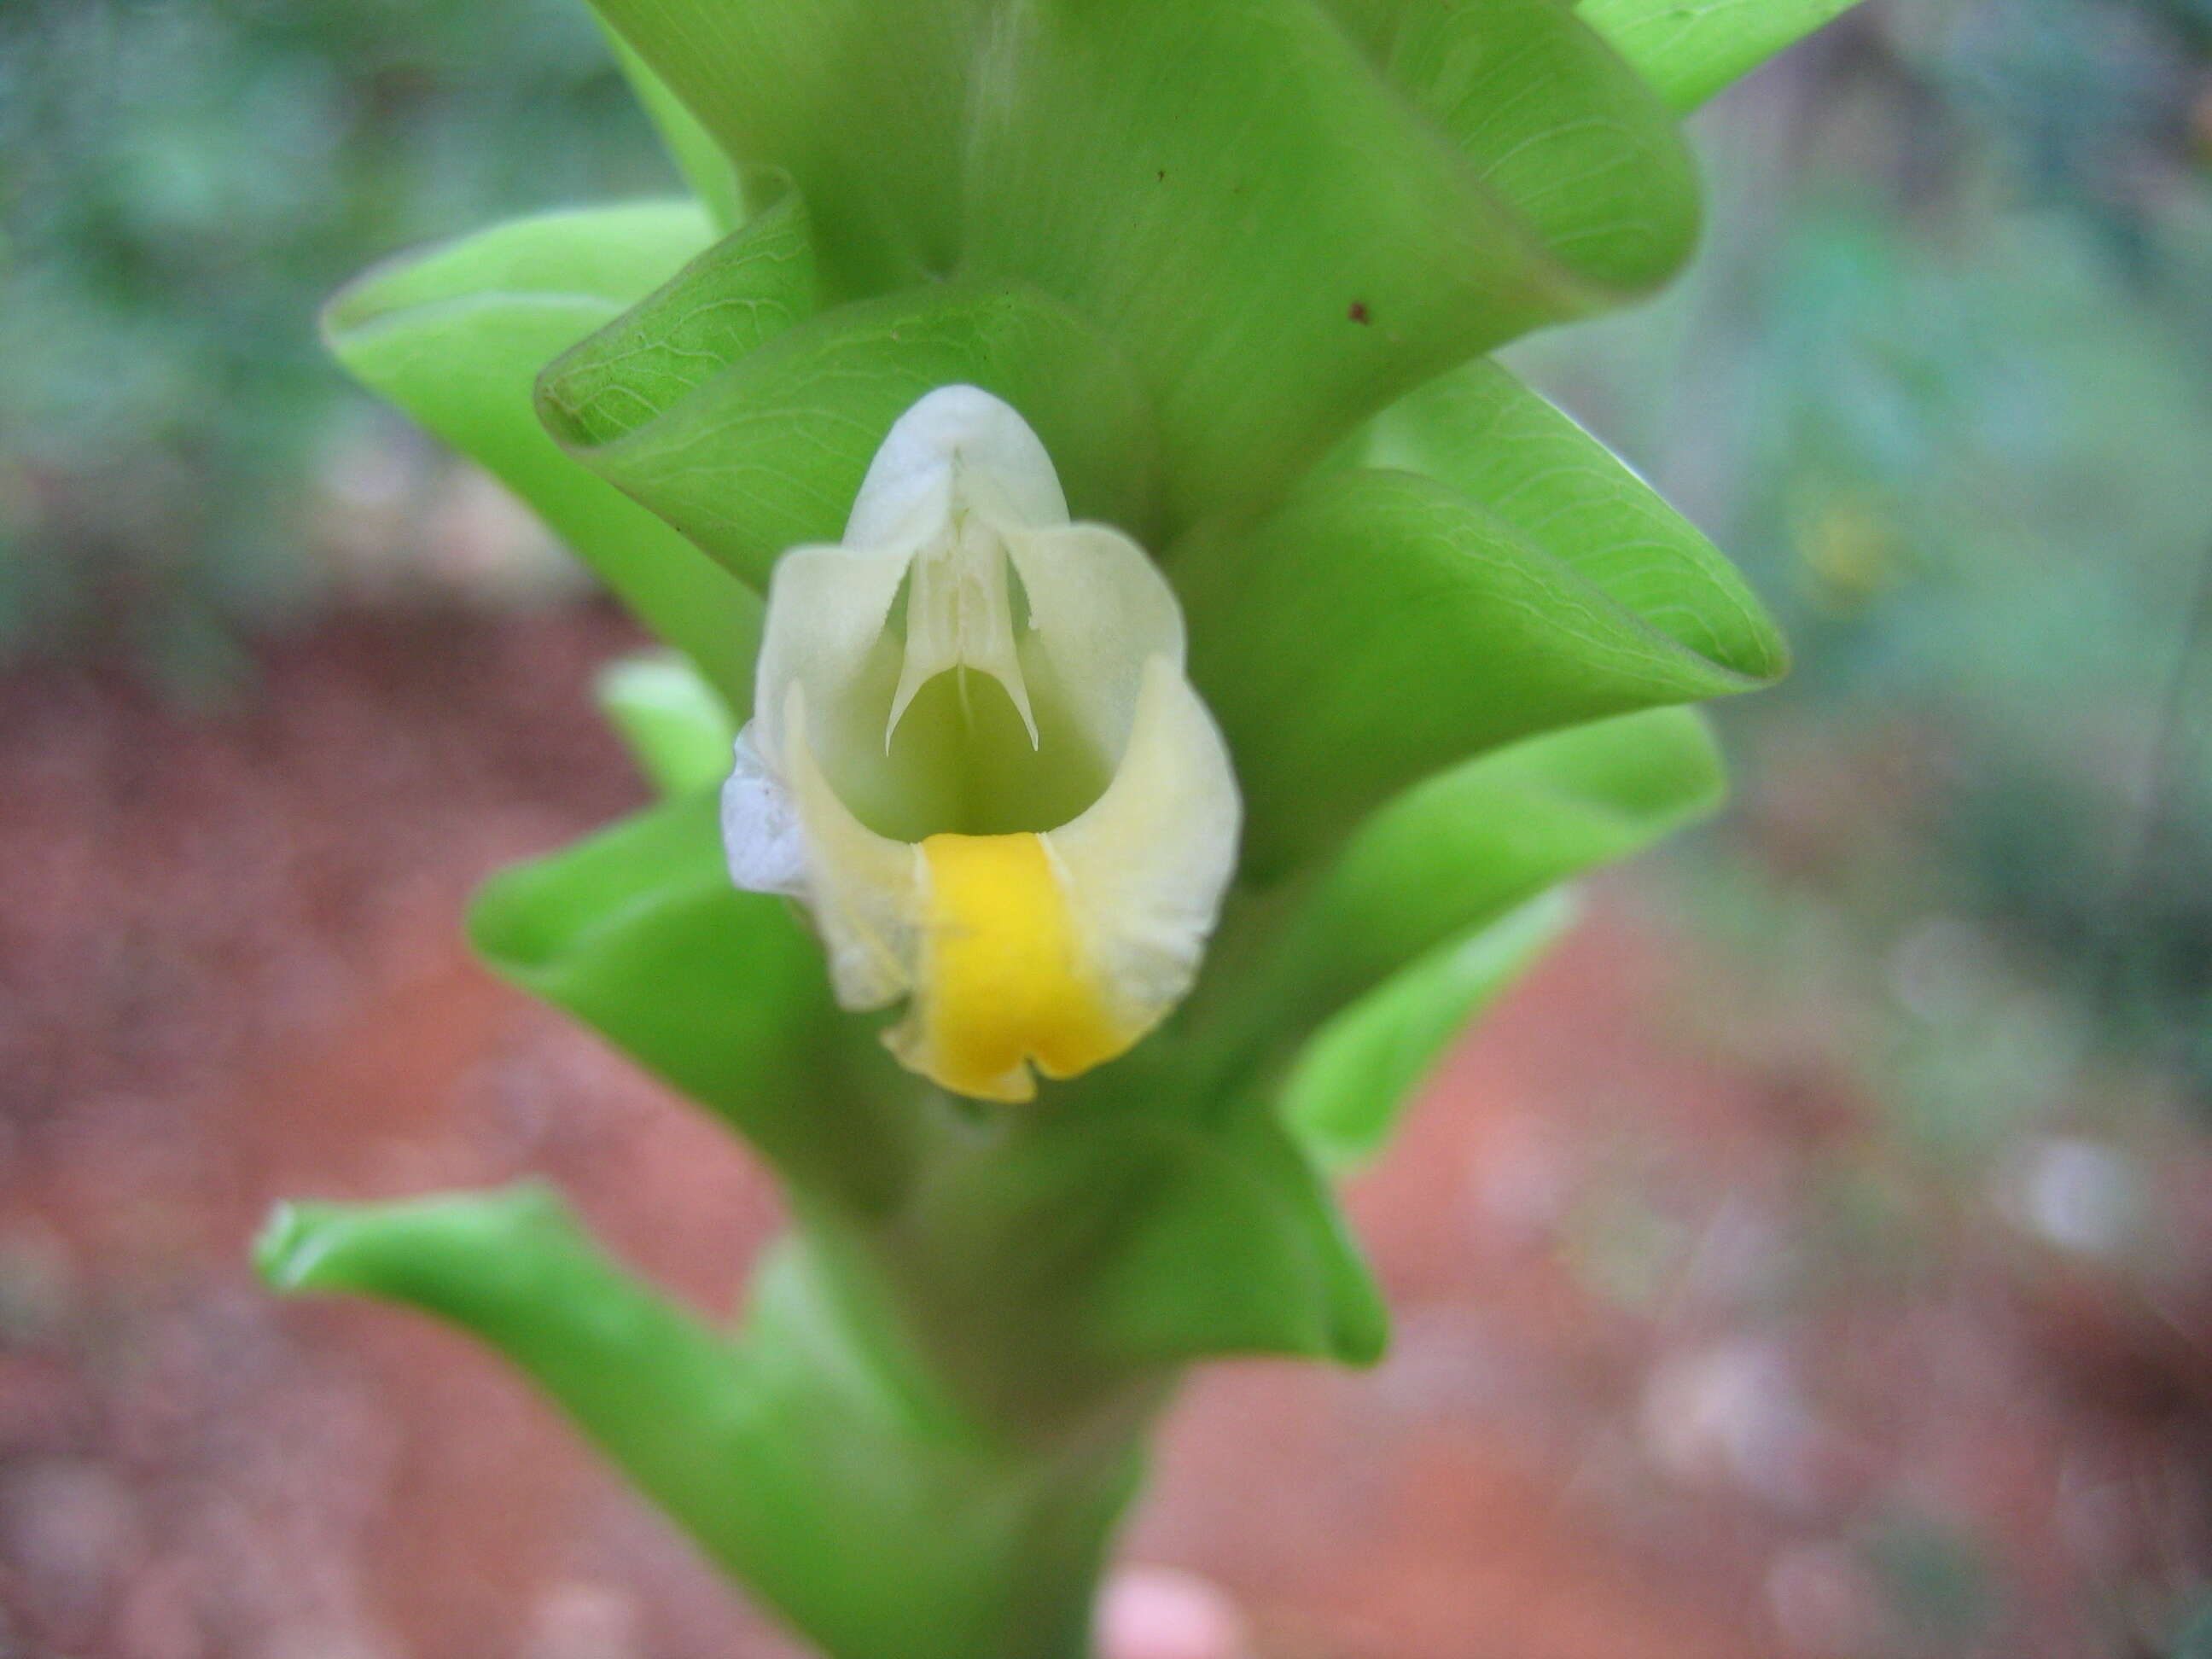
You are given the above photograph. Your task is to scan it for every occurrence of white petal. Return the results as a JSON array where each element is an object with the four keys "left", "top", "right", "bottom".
[
  {"left": 1004, "top": 521, "right": 1185, "bottom": 763},
  {"left": 843, "top": 385, "right": 1068, "bottom": 549},
  {"left": 720, "top": 728, "right": 809, "bottom": 899},
  {"left": 779, "top": 685, "right": 924, "bottom": 1011},
  {"left": 1045, "top": 654, "right": 1242, "bottom": 1037},
  {"left": 748, "top": 542, "right": 910, "bottom": 777}
]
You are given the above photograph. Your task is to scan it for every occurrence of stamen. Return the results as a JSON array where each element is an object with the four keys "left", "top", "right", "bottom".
[{"left": 883, "top": 514, "right": 1040, "bottom": 751}]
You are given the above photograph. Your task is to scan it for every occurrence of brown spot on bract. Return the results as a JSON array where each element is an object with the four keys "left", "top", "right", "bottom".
[{"left": 1348, "top": 300, "right": 1371, "bottom": 324}]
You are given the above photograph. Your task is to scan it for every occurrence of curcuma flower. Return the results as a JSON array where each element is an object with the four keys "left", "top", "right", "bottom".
[
  {"left": 282, "top": 5, "right": 1850, "bottom": 1653},
  {"left": 720, "top": 386, "right": 1240, "bottom": 1103}
]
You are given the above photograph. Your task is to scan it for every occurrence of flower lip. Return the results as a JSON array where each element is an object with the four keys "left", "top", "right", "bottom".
[{"left": 723, "top": 385, "right": 1240, "bottom": 1102}]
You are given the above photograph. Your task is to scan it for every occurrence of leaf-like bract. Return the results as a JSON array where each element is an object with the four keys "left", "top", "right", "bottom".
[
  {"left": 1577, "top": 0, "right": 1866, "bottom": 112},
  {"left": 323, "top": 202, "right": 761, "bottom": 710}
]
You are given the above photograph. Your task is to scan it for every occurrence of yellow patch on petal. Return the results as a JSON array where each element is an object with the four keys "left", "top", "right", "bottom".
[{"left": 905, "top": 831, "right": 1134, "bottom": 1103}]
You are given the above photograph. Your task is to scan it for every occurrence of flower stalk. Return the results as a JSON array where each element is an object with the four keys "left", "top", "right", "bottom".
[{"left": 268, "top": 2, "right": 1860, "bottom": 1653}]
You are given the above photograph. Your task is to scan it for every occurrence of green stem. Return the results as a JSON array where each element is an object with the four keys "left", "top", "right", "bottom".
[{"left": 259, "top": 1183, "right": 1156, "bottom": 1659}]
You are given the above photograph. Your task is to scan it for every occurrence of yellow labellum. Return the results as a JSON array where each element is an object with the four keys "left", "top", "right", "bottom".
[{"left": 907, "top": 834, "right": 1130, "bottom": 1103}]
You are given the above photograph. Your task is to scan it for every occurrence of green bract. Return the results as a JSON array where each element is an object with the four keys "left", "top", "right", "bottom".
[{"left": 271, "top": 4, "right": 1856, "bottom": 1656}]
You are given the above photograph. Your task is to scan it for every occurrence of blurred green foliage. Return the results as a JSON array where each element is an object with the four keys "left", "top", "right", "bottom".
[
  {"left": 1511, "top": 0, "right": 2212, "bottom": 1114},
  {"left": 0, "top": 0, "right": 676, "bottom": 678}
]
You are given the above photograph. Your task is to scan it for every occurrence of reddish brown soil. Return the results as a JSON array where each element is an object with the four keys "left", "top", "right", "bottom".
[{"left": 2, "top": 608, "right": 2206, "bottom": 1659}]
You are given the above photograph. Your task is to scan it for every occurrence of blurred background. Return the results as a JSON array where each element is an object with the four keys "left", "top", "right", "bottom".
[{"left": 3, "top": 0, "right": 2209, "bottom": 1655}]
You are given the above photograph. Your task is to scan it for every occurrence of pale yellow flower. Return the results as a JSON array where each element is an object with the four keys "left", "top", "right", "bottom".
[{"left": 724, "top": 387, "right": 1240, "bottom": 1103}]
